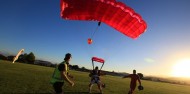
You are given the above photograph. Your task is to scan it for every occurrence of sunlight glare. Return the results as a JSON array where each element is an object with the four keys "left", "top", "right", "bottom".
[{"left": 172, "top": 59, "right": 190, "bottom": 78}]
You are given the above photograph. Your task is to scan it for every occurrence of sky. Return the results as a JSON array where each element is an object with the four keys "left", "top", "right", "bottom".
[{"left": 0, "top": 0, "right": 190, "bottom": 77}]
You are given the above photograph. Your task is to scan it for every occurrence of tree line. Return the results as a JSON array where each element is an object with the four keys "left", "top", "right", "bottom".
[
  {"left": 0, "top": 52, "right": 82, "bottom": 70},
  {"left": 0, "top": 52, "right": 35, "bottom": 64},
  {"left": 1, "top": 52, "right": 145, "bottom": 79}
]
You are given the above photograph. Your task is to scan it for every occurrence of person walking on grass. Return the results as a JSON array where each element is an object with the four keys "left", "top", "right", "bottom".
[
  {"left": 123, "top": 70, "right": 142, "bottom": 94},
  {"left": 50, "top": 53, "right": 74, "bottom": 94}
]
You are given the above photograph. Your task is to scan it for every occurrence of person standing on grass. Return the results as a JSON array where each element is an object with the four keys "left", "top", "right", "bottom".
[
  {"left": 50, "top": 53, "right": 74, "bottom": 94},
  {"left": 123, "top": 70, "right": 142, "bottom": 94},
  {"left": 89, "top": 66, "right": 105, "bottom": 94}
]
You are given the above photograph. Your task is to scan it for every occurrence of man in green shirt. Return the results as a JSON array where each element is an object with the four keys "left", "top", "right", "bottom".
[{"left": 50, "top": 53, "right": 74, "bottom": 94}]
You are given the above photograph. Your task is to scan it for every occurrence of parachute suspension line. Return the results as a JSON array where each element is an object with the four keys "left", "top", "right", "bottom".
[
  {"left": 87, "top": 22, "right": 101, "bottom": 57},
  {"left": 92, "top": 60, "right": 95, "bottom": 70},
  {"left": 100, "top": 63, "right": 104, "bottom": 71},
  {"left": 90, "top": 21, "right": 101, "bottom": 39}
]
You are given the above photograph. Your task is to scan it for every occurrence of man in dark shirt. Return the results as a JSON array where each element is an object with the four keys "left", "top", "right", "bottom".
[{"left": 123, "top": 70, "right": 142, "bottom": 94}]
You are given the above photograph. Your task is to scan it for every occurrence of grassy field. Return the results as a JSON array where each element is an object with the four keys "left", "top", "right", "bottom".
[{"left": 0, "top": 60, "right": 190, "bottom": 94}]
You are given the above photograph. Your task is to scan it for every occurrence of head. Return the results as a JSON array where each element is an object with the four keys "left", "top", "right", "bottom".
[
  {"left": 95, "top": 66, "right": 99, "bottom": 70},
  {"left": 64, "top": 53, "right": 72, "bottom": 63},
  {"left": 133, "top": 70, "right": 136, "bottom": 74}
]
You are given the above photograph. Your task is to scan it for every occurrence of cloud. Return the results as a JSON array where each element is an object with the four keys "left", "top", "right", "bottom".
[{"left": 144, "top": 58, "right": 155, "bottom": 63}]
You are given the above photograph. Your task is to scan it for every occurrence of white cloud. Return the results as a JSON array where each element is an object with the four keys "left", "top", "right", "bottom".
[{"left": 144, "top": 58, "right": 155, "bottom": 63}]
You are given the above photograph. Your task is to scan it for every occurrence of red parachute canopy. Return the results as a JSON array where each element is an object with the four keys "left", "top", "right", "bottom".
[
  {"left": 60, "top": 0, "right": 147, "bottom": 39},
  {"left": 87, "top": 38, "right": 93, "bottom": 44},
  {"left": 92, "top": 57, "right": 105, "bottom": 63},
  {"left": 91, "top": 57, "right": 105, "bottom": 70}
]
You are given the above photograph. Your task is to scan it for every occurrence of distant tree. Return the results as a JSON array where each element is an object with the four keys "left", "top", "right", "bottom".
[
  {"left": 0, "top": 54, "right": 7, "bottom": 60},
  {"left": 7, "top": 55, "right": 15, "bottom": 61},
  {"left": 18, "top": 53, "right": 27, "bottom": 63},
  {"left": 23, "top": 53, "right": 28, "bottom": 63},
  {"left": 51, "top": 63, "right": 57, "bottom": 68},
  {"left": 137, "top": 73, "right": 144, "bottom": 79},
  {"left": 26, "top": 52, "right": 35, "bottom": 64},
  {"left": 81, "top": 67, "right": 89, "bottom": 72},
  {"left": 81, "top": 67, "right": 86, "bottom": 70},
  {"left": 72, "top": 65, "right": 79, "bottom": 70},
  {"left": 69, "top": 64, "right": 73, "bottom": 69}
]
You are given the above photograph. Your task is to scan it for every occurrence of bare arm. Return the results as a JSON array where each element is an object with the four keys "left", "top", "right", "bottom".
[
  {"left": 60, "top": 65, "right": 74, "bottom": 86},
  {"left": 137, "top": 75, "right": 141, "bottom": 86},
  {"left": 123, "top": 74, "right": 130, "bottom": 78}
]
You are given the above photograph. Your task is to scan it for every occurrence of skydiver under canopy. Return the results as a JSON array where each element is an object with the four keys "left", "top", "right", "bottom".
[{"left": 89, "top": 66, "right": 105, "bottom": 94}]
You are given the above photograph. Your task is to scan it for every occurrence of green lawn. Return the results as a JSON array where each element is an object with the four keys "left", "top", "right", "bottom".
[{"left": 0, "top": 60, "right": 190, "bottom": 94}]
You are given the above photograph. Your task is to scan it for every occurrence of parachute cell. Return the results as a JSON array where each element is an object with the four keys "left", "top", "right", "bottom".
[
  {"left": 60, "top": 0, "right": 147, "bottom": 39},
  {"left": 92, "top": 57, "right": 105, "bottom": 63},
  {"left": 91, "top": 57, "right": 105, "bottom": 70}
]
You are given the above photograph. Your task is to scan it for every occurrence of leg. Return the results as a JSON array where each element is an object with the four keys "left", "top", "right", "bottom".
[
  {"left": 97, "top": 81, "right": 102, "bottom": 93},
  {"left": 89, "top": 83, "right": 93, "bottom": 93},
  {"left": 53, "top": 82, "right": 64, "bottom": 94},
  {"left": 129, "top": 86, "right": 136, "bottom": 94},
  {"left": 89, "top": 79, "right": 96, "bottom": 93},
  {"left": 130, "top": 83, "right": 136, "bottom": 94},
  {"left": 89, "top": 80, "right": 95, "bottom": 93},
  {"left": 130, "top": 88, "right": 133, "bottom": 94},
  {"left": 128, "top": 91, "right": 130, "bottom": 94}
]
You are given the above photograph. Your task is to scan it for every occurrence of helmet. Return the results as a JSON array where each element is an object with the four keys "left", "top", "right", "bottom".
[{"left": 138, "top": 85, "right": 144, "bottom": 90}]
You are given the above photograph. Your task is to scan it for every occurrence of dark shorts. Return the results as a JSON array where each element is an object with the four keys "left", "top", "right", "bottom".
[
  {"left": 53, "top": 82, "right": 64, "bottom": 93},
  {"left": 91, "top": 77, "right": 100, "bottom": 84}
]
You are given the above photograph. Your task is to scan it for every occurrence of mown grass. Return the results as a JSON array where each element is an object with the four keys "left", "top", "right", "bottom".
[{"left": 0, "top": 60, "right": 190, "bottom": 94}]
